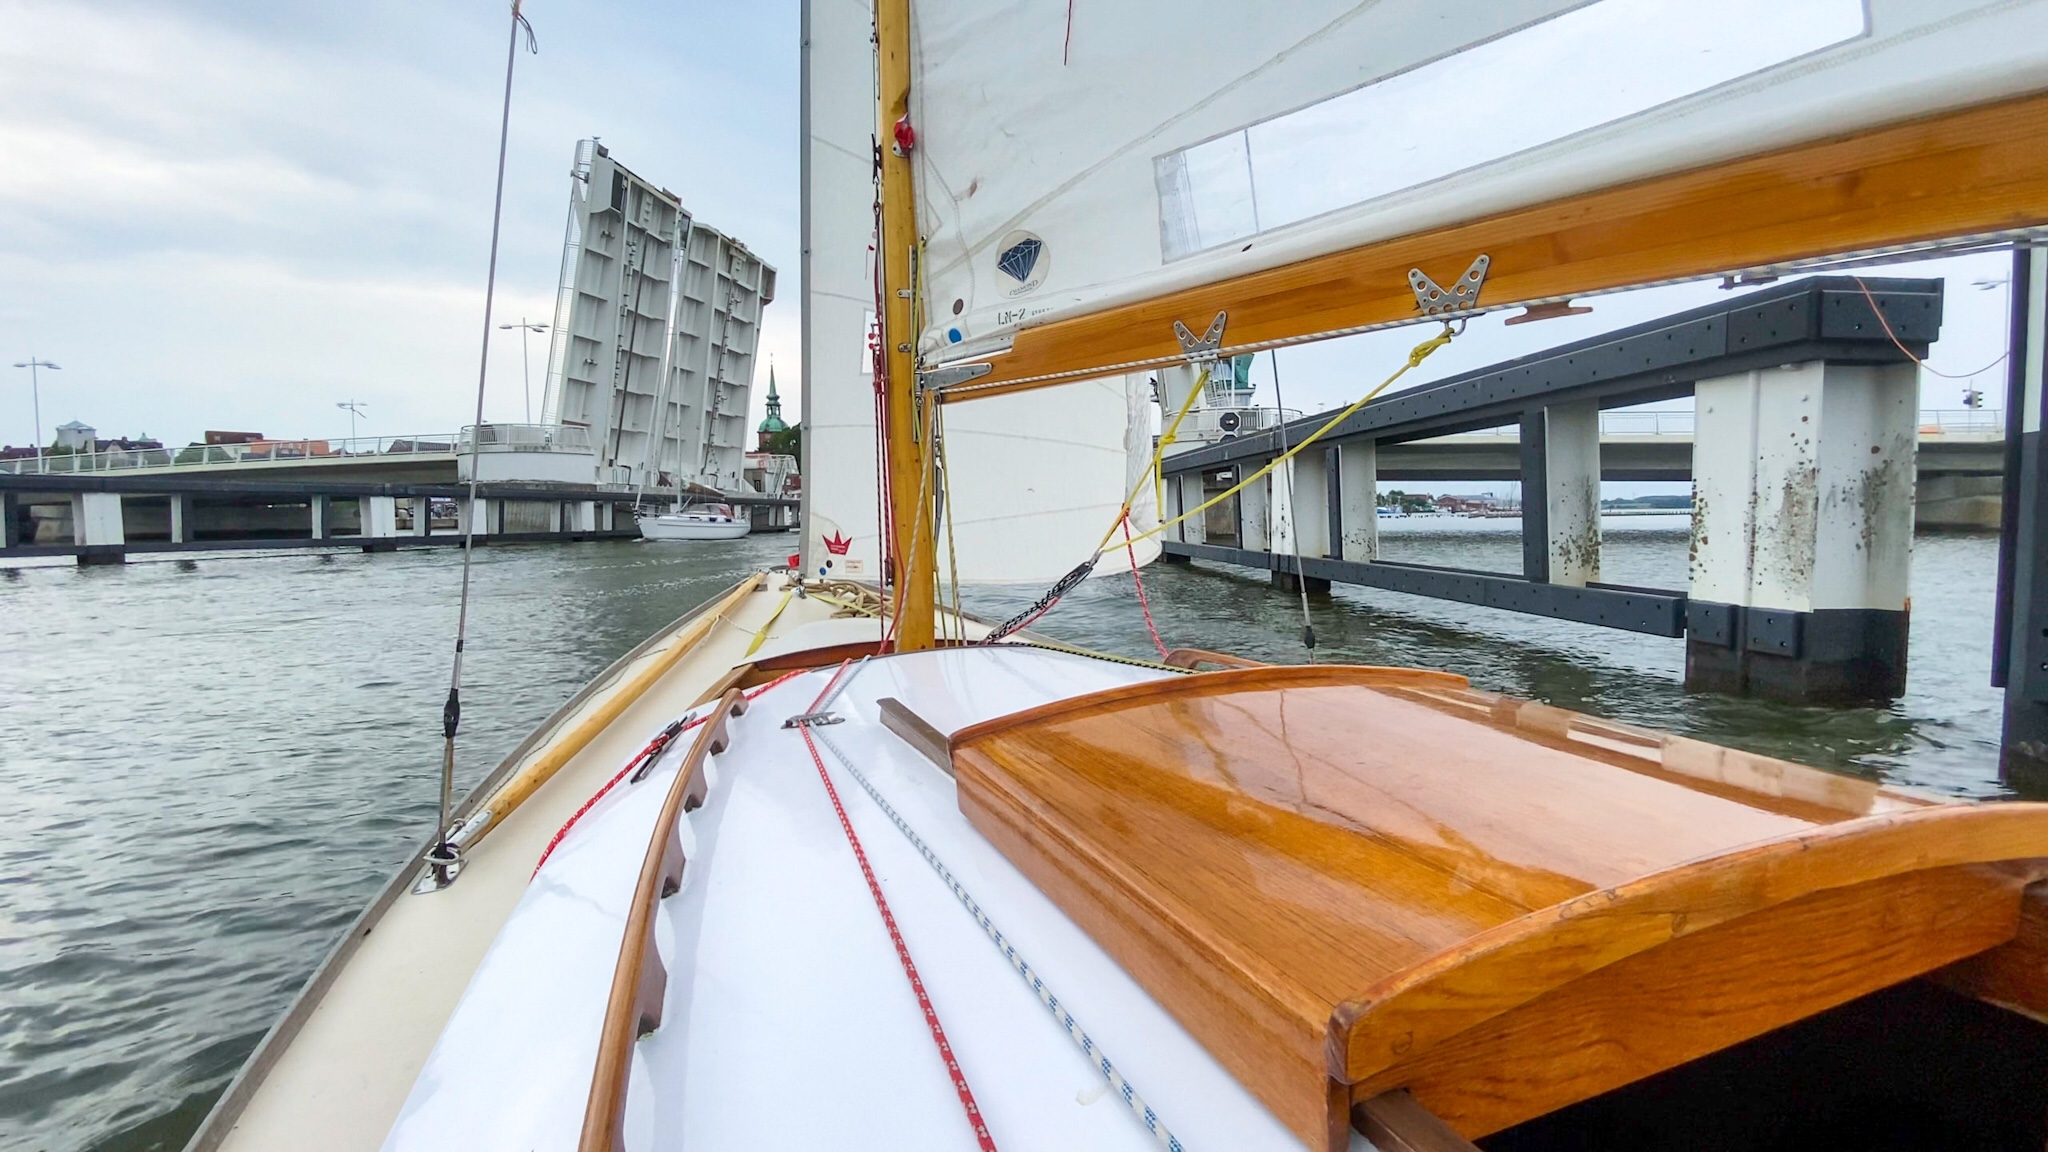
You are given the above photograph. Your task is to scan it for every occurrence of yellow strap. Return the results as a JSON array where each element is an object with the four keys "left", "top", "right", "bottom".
[
  {"left": 743, "top": 588, "right": 797, "bottom": 657},
  {"left": 1097, "top": 364, "right": 1212, "bottom": 553},
  {"left": 1124, "top": 324, "right": 1454, "bottom": 548}
]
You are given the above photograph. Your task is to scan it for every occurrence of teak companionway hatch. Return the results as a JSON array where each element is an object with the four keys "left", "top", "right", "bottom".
[{"left": 949, "top": 666, "right": 2048, "bottom": 1150}]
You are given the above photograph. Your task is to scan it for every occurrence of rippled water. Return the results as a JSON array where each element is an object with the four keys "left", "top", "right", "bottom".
[{"left": 0, "top": 521, "right": 2020, "bottom": 1151}]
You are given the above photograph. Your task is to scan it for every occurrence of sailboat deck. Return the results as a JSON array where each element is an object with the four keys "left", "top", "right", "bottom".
[{"left": 381, "top": 644, "right": 1317, "bottom": 1151}]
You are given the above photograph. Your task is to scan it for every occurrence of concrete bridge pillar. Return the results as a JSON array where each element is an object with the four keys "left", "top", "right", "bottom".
[
  {"left": 568, "top": 500, "right": 597, "bottom": 534},
  {"left": 310, "top": 495, "right": 330, "bottom": 540},
  {"left": 2, "top": 492, "right": 19, "bottom": 549},
  {"left": 1173, "top": 473, "right": 1203, "bottom": 546},
  {"left": 169, "top": 495, "right": 192, "bottom": 544},
  {"left": 458, "top": 498, "right": 492, "bottom": 538},
  {"left": 1543, "top": 400, "right": 1602, "bottom": 587},
  {"left": 1336, "top": 441, "right": 1379, "bottom": 562},
  {"left": 411, "top": 497, "right": 433, "bottom": 536},
  {"left": 361, "top": 496, "right": 398, "bottom": 537},
  {"left": 359, "top": 496, "right": 399, "bottom": 551},
  {"left": 1686, "top": 361, "right": 1916, "bottom": 703},
  {"left": 71, "top": 492, "right": 125, "bottom": 564},
  {"left": 1238, "top": 465, "right": 1271, "bottom": 552},
  {"left": 1269, "top": 455, "right": 1330, "bottom": 593}
]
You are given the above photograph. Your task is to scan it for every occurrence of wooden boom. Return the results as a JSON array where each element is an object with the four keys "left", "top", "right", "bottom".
[
  {"left": 949, "top": 89, "right": 2048, "bottom": 400},
  {"left": 949, "top": 666, "right": 2048, "bottom": 1150}
]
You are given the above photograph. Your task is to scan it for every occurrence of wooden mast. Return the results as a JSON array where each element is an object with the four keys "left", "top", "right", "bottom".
[{"left": 877, "top": 0, "right": 935, "bottom": 650}]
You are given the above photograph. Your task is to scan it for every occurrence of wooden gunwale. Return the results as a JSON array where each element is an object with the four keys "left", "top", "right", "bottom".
[
  {"left": 578, "top": 687, "right": 749, "bottom": 1152},
  {"left": 951, "top": 88, "right": 2048, "bottom": 398},
  {"left": 182, "top": 574, "right": 768, "bottom": 1152},
  {"left": 467, "top": 574, "right": 763, "bottom": 851}
]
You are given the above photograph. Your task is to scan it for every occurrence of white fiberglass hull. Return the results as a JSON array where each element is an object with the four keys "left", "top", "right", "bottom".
[{"left": 637, "top": 514, "right": 751, "bottom": 541}]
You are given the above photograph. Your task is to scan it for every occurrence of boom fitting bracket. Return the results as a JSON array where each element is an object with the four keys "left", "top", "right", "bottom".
[
  {"left": 1173, "top": 311, "right": 1228, "bottom": 365},
  {"left": 1410, "top": 254, "right": 1491, "bottom": 317}
]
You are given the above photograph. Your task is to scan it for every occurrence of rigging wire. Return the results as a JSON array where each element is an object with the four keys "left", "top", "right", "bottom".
[
  {"left": 1852, "top": 275, "right": 2010, "bottom": 381},
  {"left": 998, "top": 324, "right": 1456, "bottom": 638},
  {"left": 1122, "top": 512, "right": 1171, "bottom": 659},
  {"left": 432, "top": 0, "right": 537, "bottom": 874},
  {"left": 1267, "top": 349, "right": 1315, "bottom": 657}
]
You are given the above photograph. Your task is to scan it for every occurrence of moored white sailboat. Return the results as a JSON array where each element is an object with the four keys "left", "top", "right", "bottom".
[{"left": 185, "top": 3, "right": 2048, "bottom": 1151}]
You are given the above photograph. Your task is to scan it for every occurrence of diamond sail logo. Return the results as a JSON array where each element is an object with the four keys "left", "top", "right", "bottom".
[{"left": 995, "top": 229, "right": 1047, "bottom": 298}]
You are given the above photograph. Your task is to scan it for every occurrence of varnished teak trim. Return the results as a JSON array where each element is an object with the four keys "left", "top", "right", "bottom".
[
  {"left": 949, "top": 663, "right": 1471, "bottom": 750},
  {"left": 579, "top": 688, "right": 748, "bottom": 1152},
  {"left": 959, "top": 90, "right": 2048, "bottom": 396}
]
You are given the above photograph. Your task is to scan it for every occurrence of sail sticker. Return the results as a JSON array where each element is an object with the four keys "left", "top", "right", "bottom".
[{"left": 995, "top": 230, "right": 1048, "bottom": 297}]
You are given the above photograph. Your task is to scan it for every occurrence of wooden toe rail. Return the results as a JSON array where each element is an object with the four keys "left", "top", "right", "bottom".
[{"left": 579, "top": 688, "right": 748, "bottom": 1152}]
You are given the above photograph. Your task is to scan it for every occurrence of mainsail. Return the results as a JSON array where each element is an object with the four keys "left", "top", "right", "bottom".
[
  {"left": 910, "top": 0, "right": 2048, "bottom": 374},
  {"left": 801, "top": 0, "right": 1159, "bottom": 586}
]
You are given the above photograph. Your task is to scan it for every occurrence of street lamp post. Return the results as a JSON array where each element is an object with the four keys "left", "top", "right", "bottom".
[
  {"left": 10, "top": 357, "right": 58, "bottom": 463},
  {"left": 498, "top": 319, "right": 549, "bottom": 423},
  {"left": 336, "top": 400, "right": 369, "bottom": 448}
]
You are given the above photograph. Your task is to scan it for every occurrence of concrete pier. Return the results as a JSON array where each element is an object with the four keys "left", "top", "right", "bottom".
[
  {"left": 1685, "top": 362, "right": 1917, "bottom": 703},
  {"left": 1158, "top": 276, "right": 1945, "bottom": 706}
]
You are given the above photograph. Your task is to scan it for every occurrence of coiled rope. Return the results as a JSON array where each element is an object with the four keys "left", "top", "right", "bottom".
[{"left": 810, "top": 725, "right": 1186, "bottom": 1152}]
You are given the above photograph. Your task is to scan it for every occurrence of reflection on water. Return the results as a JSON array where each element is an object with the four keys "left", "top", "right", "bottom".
[{"left": 0, "top": 521, "right": 2019, "bottom": 1151}]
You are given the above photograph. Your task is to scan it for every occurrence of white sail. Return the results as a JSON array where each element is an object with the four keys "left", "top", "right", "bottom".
[
  {"left": 910, "top": 0, "right": 2048, "bottom": 364},
  {"left": 801, "top": 0, "right": 1162, "bottom": 587},
  {"left": 800, "top": 0, "right": 887, "bottom": 580},
  {"left": 938, "top": 374, "right": 1160, "bottom": 585}
]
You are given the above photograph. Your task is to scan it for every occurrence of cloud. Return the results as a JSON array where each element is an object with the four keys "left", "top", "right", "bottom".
[{"left": 0, "top": 0, "right": 800, "bottom": 448}]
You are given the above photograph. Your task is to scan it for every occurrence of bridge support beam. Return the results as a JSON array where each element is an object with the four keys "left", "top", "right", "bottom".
[
  {"left": 1686, "top": 361, "right": 1916, "bottom": 704},
  {"left": 1544, "top": 400, "right": 1602, "bottom": 587},
  {"left": 1270, "top": 456, "right": 1330, "bottom": 594},
  {"left": 1336, "top": 442, "right": 1379, "bottom": 563},
  {"left": 310, "top": 495, "right": 330, "bottom": 540},
  {"left": 169, "top": 495, "right": 192, "bottom": 543},
  {"left": 1174, "top": 473, "right": 1203, "bottom": 546},
  {"left": 1239, "top": 466, "right": 1270, "bottom": 552},
  {"left": 71, "top": 492, "right": 125, "bottom": 564},
  {"left": 568, "top": 500, "right": 597, "bottom": 535},
  {"left": 360, "top": 496, "right": 399, "bottom": 551},
  {"left": 2000, "top": 246, "right": 2048, "bottom": 790},
  {"left": 2, "top": 491, "right": 19, "bottom": 550}
]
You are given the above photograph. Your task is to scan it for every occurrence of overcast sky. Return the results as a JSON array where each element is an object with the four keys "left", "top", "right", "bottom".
[
  {"left": 0, "top": 0, "right": 2018, "bottom": 466},
  {"left": 0, "top": 0, "right": 797, "bottom": 450}
]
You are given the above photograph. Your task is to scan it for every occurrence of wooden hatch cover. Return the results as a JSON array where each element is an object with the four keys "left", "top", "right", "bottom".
[{"left": 948, "top": 665, "right": 2048, "bottom": 1150}]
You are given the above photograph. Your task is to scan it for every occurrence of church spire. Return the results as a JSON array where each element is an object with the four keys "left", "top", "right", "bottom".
[{"left": 756, "top": 358, "right": 789, "bottom": 448}]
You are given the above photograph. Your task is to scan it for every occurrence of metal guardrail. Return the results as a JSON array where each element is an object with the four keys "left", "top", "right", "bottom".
[
  {"left": 0, "top": 424, "right": 602, "bottom": 476},
  {"left": 1430, "top": 410, "right": 1996, "bottom": 439},
  {"left": 457, "top": 423, "right": 595, "bottom": 453},
  {"left": 0, "top": 432, "right": 460, "bottom": 476}
]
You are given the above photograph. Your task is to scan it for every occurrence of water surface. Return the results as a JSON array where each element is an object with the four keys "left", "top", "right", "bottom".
[{"left": 0, "top": 521, "right": 2019, "bottom": 1151}]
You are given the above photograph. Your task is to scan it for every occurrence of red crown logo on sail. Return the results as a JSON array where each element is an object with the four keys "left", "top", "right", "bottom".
[{"left": 823, "top": 531, "right": 853, "bottom": 556}]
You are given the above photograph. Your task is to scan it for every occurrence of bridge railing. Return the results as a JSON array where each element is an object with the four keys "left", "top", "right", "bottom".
[
  {"left": 457, "top": 423, "right": 595, "bottom": 453},
  {"left": 0, "top": 433, "right": 462, "bottom": 476},
  {"left": 1919, "top": 407, "right": 2005, "bottom": 434},
  {"left": 1419, "top": 409, "right": 1987, "bottom": 440}
]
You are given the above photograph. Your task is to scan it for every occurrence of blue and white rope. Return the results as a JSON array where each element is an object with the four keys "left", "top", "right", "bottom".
[{"left": 811, "top": 726, "right": 1186, "bottom": 1152}]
